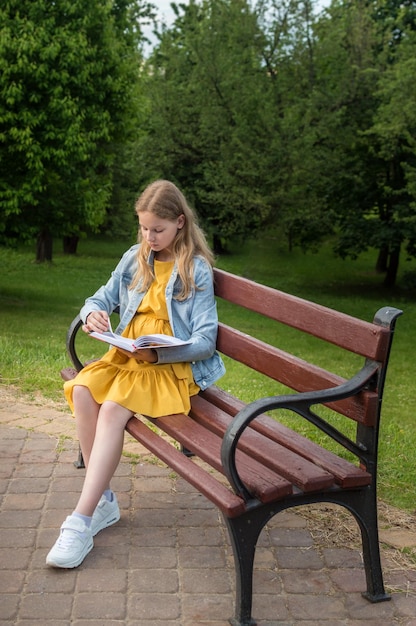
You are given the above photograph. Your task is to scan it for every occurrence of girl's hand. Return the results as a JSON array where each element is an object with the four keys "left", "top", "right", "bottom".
[
  {"left": 83, "top": 311, "right": 110, "bottom": 334},
  {"left": 116, "top": 347, "right": 158, "bottom": 363}
]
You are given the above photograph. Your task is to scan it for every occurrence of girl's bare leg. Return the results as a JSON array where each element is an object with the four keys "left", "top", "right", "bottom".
[
  {"left": 74, "top": 400, "right": 134, "bottom": 517},
  {"left": 73, "top": 385, "right": 100, "bottom": 468}
]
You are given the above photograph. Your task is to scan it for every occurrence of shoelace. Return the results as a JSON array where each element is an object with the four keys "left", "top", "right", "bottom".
[{"left": 56, "top": 529, "right": 81, "bottom": 551}]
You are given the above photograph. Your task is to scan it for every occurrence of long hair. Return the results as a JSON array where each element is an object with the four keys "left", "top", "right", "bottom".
[{"left": 130, "top": 180, "right": 215, "bottom": 300}]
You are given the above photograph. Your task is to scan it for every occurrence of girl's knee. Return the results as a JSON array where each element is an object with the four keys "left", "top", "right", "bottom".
[
  {"left": 98, "top": 402, "right": 133, "bottom": 428},
  {"left": 73, "top": 384, "right": 90, "bottom": 399},
  {"left": 73, "top": 385, "right": 91, "bottom": 406}
]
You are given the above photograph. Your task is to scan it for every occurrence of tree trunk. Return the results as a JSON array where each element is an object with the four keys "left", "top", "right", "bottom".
[
  {"left": 383, "top": 246, "right": 400, "bottom": 288},
  {"left": 36, "top": 230, "right": 53, "bottom": 262},
  {"left": 376, "top": 245, "right": 389, "bottom": 273},
  {"left": 213, "top": 233, "right": 226, "bottom": 255},
  {"left": 63, "top": 235, "right": 79, "bottom": 254}
]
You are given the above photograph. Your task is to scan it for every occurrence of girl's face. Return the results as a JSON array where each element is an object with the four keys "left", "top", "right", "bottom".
[{"left": 139, "top": 211, "right": 185, "bottom": 257}]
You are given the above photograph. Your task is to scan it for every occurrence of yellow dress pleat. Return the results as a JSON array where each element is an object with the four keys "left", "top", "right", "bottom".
[{"left": 64, "top": 260, "right": 200, "bottom": 417}]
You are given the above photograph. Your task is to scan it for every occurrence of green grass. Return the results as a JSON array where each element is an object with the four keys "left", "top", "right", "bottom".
[{"left": 1, "top": 233, "right": 415, "bottom": 511}]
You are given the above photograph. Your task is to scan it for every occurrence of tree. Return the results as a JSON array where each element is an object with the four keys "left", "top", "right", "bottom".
[
  {"left": 253, "top": 0, "right": 337, "bottom": 251},
  {"left": 290, "top": 0, "right": 416, "bottom": 286},
  {"left": 363, "top": 1, "right": 416, "bottom": 286},
  {"left": 0, "top": 0, "right": 148, "bottom": 260},
  {"left": 140, "top": 0, "right": 275, "bottom": 251}
]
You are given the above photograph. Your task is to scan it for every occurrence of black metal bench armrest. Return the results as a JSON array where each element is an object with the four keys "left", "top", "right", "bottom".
[
  {"left": 66, "top": 314, "right": 84, "bottom": 372},
  {"left": 220, "top": 361, "right": 379, "bottom": 502}
]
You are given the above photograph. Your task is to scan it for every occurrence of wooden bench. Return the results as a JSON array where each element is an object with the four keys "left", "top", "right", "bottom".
[{"left": 61, "top": 267, "right": 402, "bottom": 626}]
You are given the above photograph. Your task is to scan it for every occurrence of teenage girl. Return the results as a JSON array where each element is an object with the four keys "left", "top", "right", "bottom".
[{"left": 47, "top": 179, "right": 225, "bottom": 568}]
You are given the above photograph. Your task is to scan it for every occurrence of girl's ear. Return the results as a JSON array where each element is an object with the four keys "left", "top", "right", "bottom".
[{"left": 177, "top": 214, "right": 185, "bottom": 230}]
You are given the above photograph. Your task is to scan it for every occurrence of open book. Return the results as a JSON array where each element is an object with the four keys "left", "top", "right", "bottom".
[{"left": 89, "top": 329, "right": 191, "bottom": 352}]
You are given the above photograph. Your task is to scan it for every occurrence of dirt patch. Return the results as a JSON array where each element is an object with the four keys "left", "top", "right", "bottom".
[
  {"left": 299, "top": 502, "right": 416, "bottom": 573},
  {"left": 0, "top": 382, "right": 67, "bottom": 410}
]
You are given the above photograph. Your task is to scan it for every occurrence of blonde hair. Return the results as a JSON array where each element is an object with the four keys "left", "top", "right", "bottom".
[{"left": 130, "top": 180, "right": 215, "bottom": 299}]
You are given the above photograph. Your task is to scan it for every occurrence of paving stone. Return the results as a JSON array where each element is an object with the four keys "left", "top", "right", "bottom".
[
  {"left": 128, "top": 592, "right": 181, "bottom": 620},
  {"left": 25, "top": 568, "right": 77, "bottom": 594},
  {"left": 0, "top": 548, "right": 32, "bottom": 570},
  {"left": 276, "top": 545, "right": 324, "bottom": 569},
  {"left": 286, "top": 592, "right": 345, "bottom": 620},
  {"left": 129, "top": 568, "right": 178, "bottom": 593},
  {"left": 0, "top": 569, "right": 25, "bottom": 593},
  {"left": 76, "top": 568, "right": 128, "bottom": 593},
  {"left": 269, "top": 527, "right": 314, "bottom": 547},
  {"left": 19, "top": 592, "right": 74, "bottom": 620},
  {"left": 181, "top": 567, "right": 232, "bottom": 594},
  {"left": 131, "top": 526, "right": 177, "bottom": 547},
  {"left": 0, "top": 593, "right": 20, "bottom": 621},
  {"left": 280, "top": 568, "right": 332, "bottom": 594},
  {"left": 73, "top": 592, "right": 126, "bottom": 620},
  {"left": 329, "top": 567, "right": 367, "bottom": 593},
  {"left": 0, "top": 509, "right": 42, "bottom": 528},
  {"left": 179, "top": 545, "right": 227, "bottom": 569},
  {"left": 129, "top": 545, "right": 178, "bottom": 569},
  {"left": 181, "top": 593, "right": 233, "bottom": 622},
  {"left": 177, "top": 525, "right": 224, "bottom": 547}
]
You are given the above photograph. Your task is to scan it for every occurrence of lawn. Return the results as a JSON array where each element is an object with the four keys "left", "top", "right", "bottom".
[{"left": 0, "top": 233, "right": 415, "bottom": 511}]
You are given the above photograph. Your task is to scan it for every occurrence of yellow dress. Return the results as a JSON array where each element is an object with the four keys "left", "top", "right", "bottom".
[{"left": 64, "top": 260, "right": 200, "bottom": 417}]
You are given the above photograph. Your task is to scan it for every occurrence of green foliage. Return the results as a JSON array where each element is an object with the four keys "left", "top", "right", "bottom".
[{"left": 0, "top": 0, "right": 145, "bottom": 251}]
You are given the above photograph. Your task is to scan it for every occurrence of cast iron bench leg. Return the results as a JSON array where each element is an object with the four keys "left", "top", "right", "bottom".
[
  {"left": 350, "top": 491, "right": 391, "bottom": 602},
  {"left": 73, "top": 445, "right": 85, "bottom": 469},
  {"left": 224, "top": 511, "right": 266, "bottom": 626}
]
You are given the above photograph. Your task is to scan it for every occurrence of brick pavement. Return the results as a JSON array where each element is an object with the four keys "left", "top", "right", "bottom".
[{"left": 0, "top": 389, "right": 416, "bottom": 625}]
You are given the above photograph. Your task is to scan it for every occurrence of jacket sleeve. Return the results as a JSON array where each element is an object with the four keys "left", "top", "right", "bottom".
[{"left": 155, "top": 259, "right": 219, "bottom": 364}]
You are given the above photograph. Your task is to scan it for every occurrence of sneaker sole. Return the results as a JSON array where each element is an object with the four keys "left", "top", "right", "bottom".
[{"left": 46, "top": 539, "right": 94, "bottom": 568}]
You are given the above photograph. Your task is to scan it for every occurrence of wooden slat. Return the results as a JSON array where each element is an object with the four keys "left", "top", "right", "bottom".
[
  {"left": 189, "top": 396, "right": 336, "bottom": 491},
  {"left": 149, "top": 413, "right": 293, "bottom": 504},
  {"left": 125, "top": 416, "right": 247, "bottom": 518},
  {"left": 214, "top": 268, "right": 390, "bottom": 362},
  {"left": 197, "top": 389, "right": 372, "bottom": 488},
  {"left": 60, "top": 367, "right": 79, "bottom": 381},
  {"left": 216, "top": 325, "right": 379, "bottom": 425}
]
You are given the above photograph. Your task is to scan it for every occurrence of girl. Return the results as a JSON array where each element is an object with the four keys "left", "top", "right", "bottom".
[{"left": 47, "top": 180, "right": 225, "bottom": 568}]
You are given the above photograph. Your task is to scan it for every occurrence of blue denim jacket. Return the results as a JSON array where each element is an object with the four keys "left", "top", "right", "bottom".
[{"left": 80, "top": 244, "right": 225, "bottom": 390}]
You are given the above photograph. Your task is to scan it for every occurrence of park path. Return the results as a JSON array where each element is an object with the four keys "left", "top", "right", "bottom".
[{"left": 1, "top": 384, "right": 415, "bottom": 625}]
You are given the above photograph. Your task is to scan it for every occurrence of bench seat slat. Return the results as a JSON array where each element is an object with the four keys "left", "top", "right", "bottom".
[
  {"left": 61, "top": 367, "right": 79, "bottom": 382},
  {"left": 189, "top": 396, "right": 337, "bottom": 492},
  {"left": 125, "top": 416, "right": 247, "bottom": 518},
  {"left": 149, "top": 413, "right": 293, "bottom": 504},
  {"left": 198, "top": 388, "right": 372, "bottom": 488}
]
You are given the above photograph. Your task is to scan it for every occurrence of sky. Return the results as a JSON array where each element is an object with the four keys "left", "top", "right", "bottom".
[
  {"left": 145, "top": 1, "right": 330, "bottom": 45},
  {"left": 153, "top": 1, "right": 185, "bottom": 26},
  {"left": 153, "top": 0, "right": 329, "bottom": 23}
]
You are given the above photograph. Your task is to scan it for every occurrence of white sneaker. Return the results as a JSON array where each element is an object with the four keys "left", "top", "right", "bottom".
[
  {"left": 91, "top": 493, "right": 120, "bottom": 536},
  {"left": 46, "top": 515, "right": 93, "bottom": 568}
]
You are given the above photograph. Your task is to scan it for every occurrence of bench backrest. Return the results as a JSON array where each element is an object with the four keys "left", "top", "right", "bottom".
[{"left": 213, "top": 268, "right": 401, "bottom": 427}]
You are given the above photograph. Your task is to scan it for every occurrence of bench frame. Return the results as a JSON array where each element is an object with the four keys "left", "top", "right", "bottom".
[{"left": 61, "top": 268, "right": 402, "bottom": 626}]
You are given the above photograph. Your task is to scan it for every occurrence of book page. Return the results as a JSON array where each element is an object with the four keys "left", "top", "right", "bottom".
[{"left": 89, "top": 330, "right": 191, "bottom": 352}]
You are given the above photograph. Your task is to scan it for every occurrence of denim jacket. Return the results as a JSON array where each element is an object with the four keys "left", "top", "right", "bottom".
[{"left": 80, "top": 244, "right": 225, "bottom": 390}]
